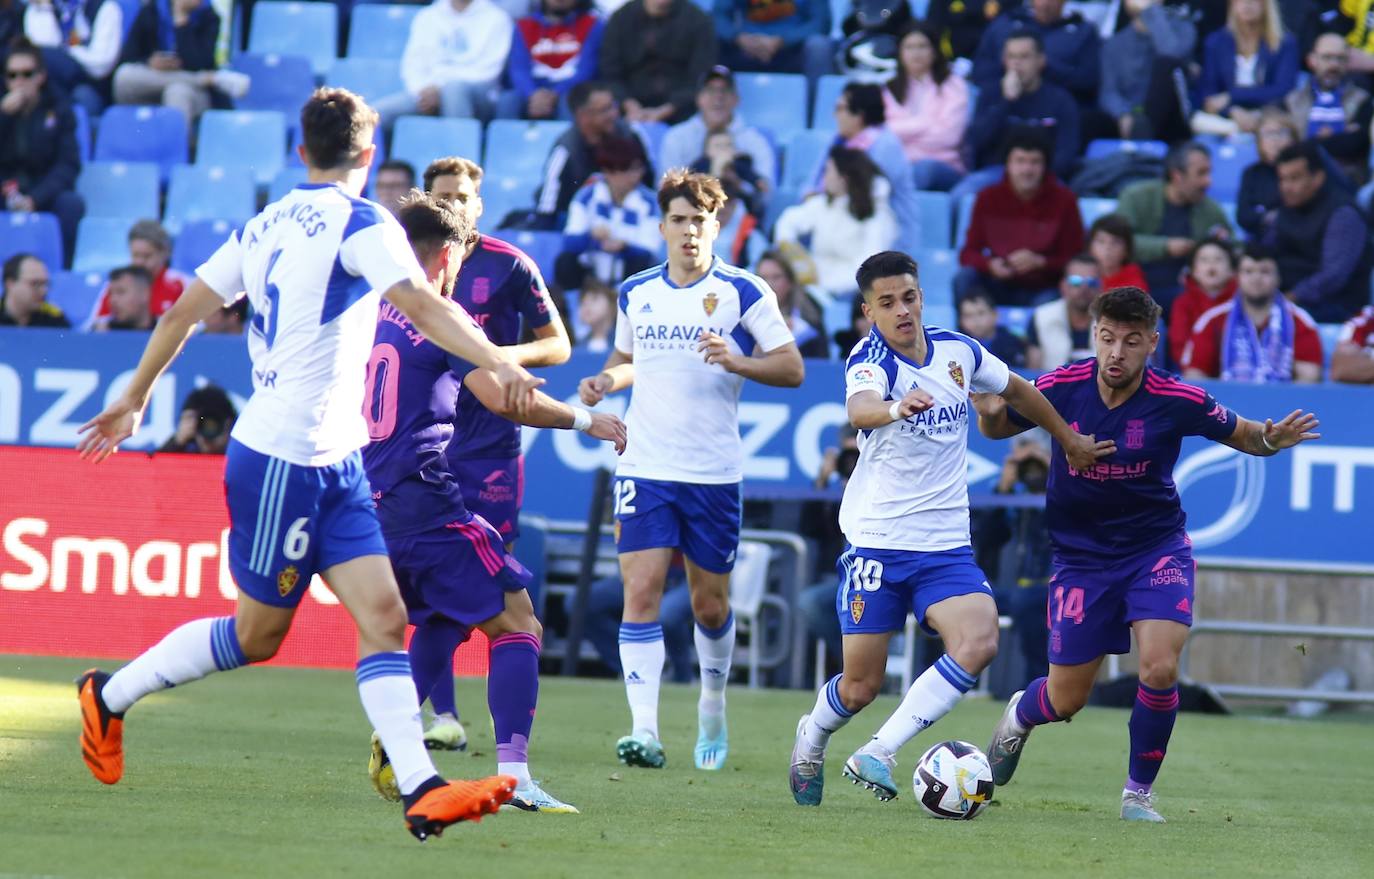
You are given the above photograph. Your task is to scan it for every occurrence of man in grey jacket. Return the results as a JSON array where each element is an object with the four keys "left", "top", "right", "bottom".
[{"left": 1099, "top": 0, "right": 1195, "bottom": 143}]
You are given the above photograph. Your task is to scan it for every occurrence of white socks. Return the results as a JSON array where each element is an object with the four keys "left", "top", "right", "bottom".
[
  {"left": 356, "top": 652, "right": 437, "bottom": 796},
  {"left": 102, "top": 617, "right": 248, "bottom": 714},
  {"left": 694, "top": 612, "right": 734, "bottom": 735},
  {"left": 801, "top": 674, "right": 854, "bottom": 756},
  {"left": 618, "top": 622, "right": 664, "bottom": 737},
  {"left": 498, "top": 761, "right": 533, "bottom": 787},
  {"left": 871, "top": 654, "right": 975, "bottom": 753}
]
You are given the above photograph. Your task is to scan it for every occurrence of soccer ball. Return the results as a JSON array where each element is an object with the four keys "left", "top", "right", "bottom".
[{"left": 911, "top": 740, "right": 995, "bottom": 819}]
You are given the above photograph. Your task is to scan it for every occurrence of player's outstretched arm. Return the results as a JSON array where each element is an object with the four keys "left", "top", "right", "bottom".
[
  {"left": 463, "top": 371, "right": 628, "bottom": 454},
  {"left": 505, "top": 315, "right": 572, "bottom": 368},
  {"left": 76, "top": 280, "right": 231, "bottom": 463},
  {"left": 847, "top": 388, "right": 935, "bottom": 429},
  {"left": 999, "top": 374, "right": 1116, "bottom": 471},
  {"left": 579, "top": 348, "right": 635, "bottom": 405},
  {"left": 1221, "top": 409, "right": 1321, "bottom": 457},
  {"left": 970, "top": 392, "right": 1031, "bottom": 440},
  {"left": 696, "top": 334, "right": 805, "bottom": 387}
]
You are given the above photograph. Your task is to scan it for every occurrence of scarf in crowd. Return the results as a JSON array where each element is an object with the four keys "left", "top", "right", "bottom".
[
  {"left": 1307, "top": 83, "right": 1347, "bottom": 139},
  {"left": 1221, "top": 294, "right": 1295, "bottom": 383}
]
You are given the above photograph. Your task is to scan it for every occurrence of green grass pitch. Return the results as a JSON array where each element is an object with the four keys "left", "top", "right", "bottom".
[{"left": 2, "top": 655, "right": 1371, "bottom": 878}]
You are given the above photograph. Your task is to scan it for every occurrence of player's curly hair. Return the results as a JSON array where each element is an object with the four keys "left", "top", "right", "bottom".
[
  {"left": 1090, "top": 286, "right": 1162, "bottom": 329},
  {"left": 299, "top": 87, "right": 378, "bottom": 171},
  {"left": 657, "top": 169, "right": 727, "bottom": 215},
  {"left": 395, "top": 191, "right": 474, "bottom": 264},
  {"left": 423, "top": 156, "right": 483, "bottom": 193}
]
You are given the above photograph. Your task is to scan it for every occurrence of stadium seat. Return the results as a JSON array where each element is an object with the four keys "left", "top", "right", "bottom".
[
  {"left": 248, "top": 2, "right": 339, "bottom": 76},
  {"left": 503, "top": 230, "right": 562, "bottom": 283},
  {"left": 269, "top": 166, "right": 309, "bottom": 202},
  {"left": 811, "top": 74, "right": 845, "bottom": 130},
  {"left": 347, "top": 3, "right": 420, "bottom": 60},
  {"left": 735, "top": 72, "right": 808, "bottom": 147},
  {"left": 998, "top": 305, "right": 1032, "bottom": 337},
  {"left": 71, "top": 217, "right": 130, "bottom": 274},
  {"left": 47, "top": 270, "right": 105, "bottom": 323},
  {"left": 163, "top": 165, "right": 257, "bottom": 235},
  {"left": 1318, "top": 323, "right": 1344, "bottom": 375},
  {"left": 911, "top": 248, "right": 957, "bottom": 308},
  {"left": 924, "top": 303, "right": 955, "bottom": 329},
  {"left": 629, "top": 120, "right": 668, "bottom": 170},
  {"left": 390, "top": 117, "right": 482, "bottom": 174},
  {"left": 913, "top": 190, "right": 952, "bottom": 249},
  {"left": 72, "top": 104, "right": 91, "bottom": 161},
  {"left": 781, "top": 129, "right": 832, "bottom": 191},
  {"left": 231, "top": 53, "right": 316, "bottom": 120},
  {"left": 483, "top": 120, "right": 567, "bottom": 181},
  {"left": 514, "top": 514, "right": 549, "bottom": 617},
  {"left": 76, "top": 162, "right": 160, "bottom": 221},
  {"left": 173, "top": 219, "right": 237, "bottom": 275},
  {"left": 325, "top": 58, "right": 404, "bottom": 106},
  {"left": 1, "top": 212, "right": 64, "bottom": 271},
  {"left": 94, "top": 106, "right": 189, "bottom": 182},
  {"left": 822, "top": 295, "right": 852, "bottom": 341},
  {"left": 196, "top": 110, "right": 288, "bottom": 186},
  {"left": 1078, "top": 196, "right": 1117, "bottom": 228},
  {"left": 1084, "top": 139, "right": 1168, "bottom": 161},
  {"left": 478, "top": 174, "right": 534, "bottom": 232},
  {"left": 954, "top": 192, "right": 977, "bottom": 249},
  {"left": 1209, "top": 138, "right": 1258, "bottom": 203}
]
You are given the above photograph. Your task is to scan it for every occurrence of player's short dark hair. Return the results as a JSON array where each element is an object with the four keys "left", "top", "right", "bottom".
[
  {"left": 1003, "top": 127, "right": 1052, "bottom": 165},
  {"left": 127, "top": 219, "right": 172, "bottom": 253},
  {"left": 377, "top": 160, "right": 416, "bottom": 185},
  {"left": 657, "top": 168, "right": 727, "bottom": 215},
  {"left": 856, "top": 251, "right": 919, "bottom": 298},
  {"left": 1090, "top": 286, "right": 1161, "bottom": 329},
  {"left": 5, "top": 40, "right": 45, "bottom": 75},
  {"left": 1191, "top": 236, "right": 1236, "bottom": 271},
  {"left": 423, "top": 156, "right": 483, "bottom": 193},
  {"left": 1068, "top": 252, "right": 1098, "bottom": 271},
  {"left": 1275, "top": 140, "right": 1323, "bottom": 173},
  {"left": 109, "top": 265, "right": 153, "bottom": 288},
  {"left": 299, "top": 87, "right": 378, "bottom": 171},
  {"left": 1004, "top": 29, "right": 1044, "bottom": 54},
  {"left": 1087, "top": 213, "right": 1136, "bottom": 263},
  {"left": 396, "top": 191, "right": 474, "bottom": 264},
  {"left": 594, "top": 134, "right": 647, "bottom": 172},
  {"left": 840, "top": 82, "right": 885, "bottom": 127},
  {"left": 2, "top": 252, "right": 40, "bottom": 284},
  {"left": 958, "top": 287, "right": 996, "bottom": 311},
  {"left": 181, "top": 384, "right": 238, "bottom": 422},
  {"left": 568, "top": 80, "right": 611, "bottom": 113},
  {"left": 1164, "top": 140, "right": 1209, "bottom": 180},
  {"left": 1239, "top": 241, "right": 1278, "bottom": 265}
]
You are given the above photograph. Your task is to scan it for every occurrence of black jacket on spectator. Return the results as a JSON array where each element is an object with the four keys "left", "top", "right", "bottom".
[
  {"left": 1236, "top": 162, "right": 1279, "bottom": 240},
  {"left": 967, "top": 80, "right": 1080, "bottom": 178},
  {"left": 927, "top": 0, "right": 1018, "bottom": 61},
  {"left": 1269, "top": 182, "right": 1374, "bottom": 323},
  {"left": 120, "top": 1, "right": 221, "bottom": 71},
  {"left": 971, "top": 7, "right": 1101, "bottom": 106},
  {"left": 0, "top": 0, "right": 25, "bottom": 55},
  {"left": 0, "top": 84, "right": 81, "bottom": 209},
  {"left": 599, "top": 0, "right": 716, "bottom": 125},
  {"left": 534, "top": 120, "right": 650, "bottom": 223}
]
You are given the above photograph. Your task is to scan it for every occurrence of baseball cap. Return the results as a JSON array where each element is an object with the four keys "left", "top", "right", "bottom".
[{"left": 700, "top": 65, "right": 735, "bottom": 89}]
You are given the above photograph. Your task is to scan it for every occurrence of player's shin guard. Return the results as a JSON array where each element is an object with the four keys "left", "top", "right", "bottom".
[
  {"left": 489, "top": 632, "right": 540, "bottom": 787},
  {"left": 408, "top": 617, "right": 466, "bottom": 718},
  {"left": 694, "top": 612, "right": 734, "bottom": 719},
  {"left": 1015, "top": 676, "right": 1064, "bottom": 730},
  {"left": 872, "top": 654, "right": 974, "bottom": 754},
  {"left": 101, "top": 617, "right": 249, "bottom": 714},
  {"left": 801, "top": 674, "right": 854, "bottom": 755},
  {"left": 1126, "top": 683, "right": 1179, "bottom": 795},
  {"left": 357, "top": 651, "right": 439, "bottom": 796},
  {"left": 618, "top": 622, "right": 665, "bottom": 736}
]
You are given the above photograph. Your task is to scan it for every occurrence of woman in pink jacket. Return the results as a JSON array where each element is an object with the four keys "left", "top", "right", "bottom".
[{"left": 881, "top": 21, "right": 969, "bottom": 192}]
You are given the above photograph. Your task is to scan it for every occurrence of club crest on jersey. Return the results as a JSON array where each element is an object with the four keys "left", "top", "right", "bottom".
[
  {"left": 471, "top": 277, "right": 491, "bottom": 305},
  {"left": 277, "top": 565, "right": 300, "bottom": 597},
  {"left": 702, "top": 292, "right": 719, "bottom": 316},
  {"left": 849, "top": 594, "right": 865, "bottom": 624},
  {"left": 947, "top": 360, "right": 965, "bottom": 389},
  {"left": 1125, "top": 419, "right": 1146, "bottom": 450}
]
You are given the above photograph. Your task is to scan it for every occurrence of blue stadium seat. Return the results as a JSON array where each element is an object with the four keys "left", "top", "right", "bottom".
[
  {"left": 629, "top": 120, "right": 668, "bottom": 170},
  {"left": 1209, "top": 138, "right": 1258, "bottom": 203},
  {"left": 761, "top": 187, "right": 801, "bottom": 237},
  {"left": 1318, "top": 323, "right": 1344, "bottom": 375},
  {"left": 71, "top": 217, "right": 130, "bottom": 274},
  {"left": 173, "top": 219, "right": 237, "bottom": 274},
  {"left": 782, "top": 129, "right": 832, "bottom": 190},
  {"left": 390, "top": 117, "right": 482, "bottom": 174},
  {"left": 196, "top": 110, "right": 288, "bottom": 186},
  {"left": 735, "top": 72, "right": 808, "bottom": 147},
  {"left": 924, "top": 303, "right": 955, "bottom": 329},
  {"left": 94, "top": 106, "right": 189, "bottom": 183},
  {"left": 1, "top": 212, "right": 64, "bottom": 270},
  {"left": 811, "top": 74, "right": 846, "bottom": 130},
  {"left": 325, "top": 58, "right": 404, "bottom": 105},
  {"left": 347, "top": 3, "right": 420, "bottom": 59},
  {"left": 502, "top": 230, "right": 562, "bottom": 283},
  {"left": 1078, "top": 197, "right": 1117, "bottom": 228},
  {"left": 912, "top": 191, "right": 952, "bottom": 249},
  {"left": 1220, "top": 200, "right": 1239, "bottom": 238},
  {"left": 269, "top": 166, "right": 309, "bottom": 202},
  {"left": 483, "top": 120, "right": 567, "bottom": 181},
  {"left": 998, "top": 305, "right": 1032, "bottom": 337},
  {"left": 72, "top": 104, "right": 92, "bottom": 160},
  {"left": 1084, "top": 139, "right": 1169, "bottom": 161},
  {"left": 822, "top": 295, "right": 853, "bottom": 341},
  {"left": 232, "top": 53, "right": 316, "bottom": 120},
  {"left": 911, "top": 248, "right": 957, "bottom": 307},
  {"left": 163, "top": 165, "right": 257, "bottom": 235},
  {"left": 76, "top": 162, "right": 160, "bottom": 221},
  {"left": 955, "top": 192, "right": 977, "bottom": 249},
  {"left": 514, "top": 514, "right": 549, "bottom": 618},
  {"left": 47, "top": 270, "right": 105, "bottom": 323},
  {"left": 478, "top": 174, "right": 535, "bottom": 232},
  {"left": 248, "top": 2, "right": 339, "bottom": 76}
]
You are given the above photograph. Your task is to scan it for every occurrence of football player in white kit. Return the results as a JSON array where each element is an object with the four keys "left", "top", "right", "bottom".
[
  {"left": 74, "top": 88, "right": 543, "bottom": 841},
  {"left": 579, "top": 170, "right": 804, "bottom": 771},
  {"left": 788, "top": 251, "right": 1113, "bottom": 806}
]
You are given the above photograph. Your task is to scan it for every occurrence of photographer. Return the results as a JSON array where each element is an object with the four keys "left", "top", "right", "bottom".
[{"left": 158, "top": 385, "right": 236, "bottom": 454}]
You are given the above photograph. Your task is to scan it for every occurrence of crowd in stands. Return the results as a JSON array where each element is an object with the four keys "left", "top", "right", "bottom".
[{"left": 3, "top": 0, "right": 1374, "bottom": 387}]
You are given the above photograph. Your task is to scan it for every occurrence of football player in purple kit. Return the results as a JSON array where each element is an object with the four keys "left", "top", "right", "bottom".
[
  {"left": 363, "top": 192, "right": 625, "bottom": 813},
  {"left": 973, "top": 286, "right": 1321, "bottom": 823},
  {"left": 411, "top": 156, "right": 573, "bottom": 751}
]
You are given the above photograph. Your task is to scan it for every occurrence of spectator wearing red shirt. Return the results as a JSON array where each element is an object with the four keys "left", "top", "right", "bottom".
[
  {"left": 1330, "top": 306, "right": 1374, "bottom": 384},
  {"left": 955, "top": 129, "right": 1083, "bottom": 306},
  {"left": 86, "top": 219, "right": 188, "bottom": 329},
  {"left": 501, "top": 0, "right": 604, "bottom": 120},
  {"left": 1168, "top": 237, "right": 1236, "bottom": 367},
  {"left": 1182, "top": 243, "right": 1321, "bottom": 384},
  {"left": 1087, "top": 213, "right": 1148, "bottom": 293}
]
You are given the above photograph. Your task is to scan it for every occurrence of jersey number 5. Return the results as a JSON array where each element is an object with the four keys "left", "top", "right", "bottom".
[{"left": 363, "top": 343, "right": 400, "bottom": 441}]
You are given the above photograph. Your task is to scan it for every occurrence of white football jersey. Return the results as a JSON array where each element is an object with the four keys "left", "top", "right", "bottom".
[
  {"left": 196, "top": 182, "right": 422, "bottom": 466},
  {"left": 839, "top": 326, "right": 1011, "bottom": 552},
  {"left": 613, "top": 258, "right": 794, "bottom": 484}
]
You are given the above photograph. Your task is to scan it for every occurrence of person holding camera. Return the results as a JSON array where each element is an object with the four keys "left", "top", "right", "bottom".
[{"left": 158, "top": 385, "right": 237, "bottom": 454}]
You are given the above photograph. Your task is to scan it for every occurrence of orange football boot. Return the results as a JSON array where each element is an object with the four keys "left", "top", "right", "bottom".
[
  {"left": 77, "top": 669, "right": 124, "bottom": 785},
  {"left": 403, "top": 775, "right": 517, "bottom": 841}
]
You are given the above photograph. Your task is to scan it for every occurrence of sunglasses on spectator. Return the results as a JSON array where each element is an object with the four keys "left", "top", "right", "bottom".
[
  {"left": 1066, "top": 275, "right": 1100, "bottom": 288},
  {"left": 6, "top": 68, "right": 38, "bottom": 79}
]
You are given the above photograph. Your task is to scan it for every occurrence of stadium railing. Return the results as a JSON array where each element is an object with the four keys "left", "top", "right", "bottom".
[{"left": 1181, "top": 618, "right": 1374, "bottom": 704}]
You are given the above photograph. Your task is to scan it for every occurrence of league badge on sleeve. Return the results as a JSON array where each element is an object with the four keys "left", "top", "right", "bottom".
[
  {"left": 948, "top": 361, "right": 965, "bottom": 389},
  {"left": 702, "top": 292, "right": 718, "bottom": 316},
  {"left": 277, "top": 565, "right": 300, "bottom": 598}
]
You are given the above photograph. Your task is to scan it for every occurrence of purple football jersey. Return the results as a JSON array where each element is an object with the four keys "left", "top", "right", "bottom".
[
  {"left": 1008, "top": 359, "right": 1238, "bottom": 561},
  {"left": 448, "top": 235, "right": 555, "bottom": 460},
  {"left": 361, "top": 301, "right": 478, "bottom": 534}
]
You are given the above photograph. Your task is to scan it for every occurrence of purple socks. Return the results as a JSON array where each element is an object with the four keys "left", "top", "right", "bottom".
[
  {"left": 489, "top": 632, "right": 541, "bottom": 766},
  {"left": 1014, "top": 676, "right": 1063, "bottom": 729},
  {"left": 1127, "top": 683, "right": 1179, "bottom": 793},
  {"left": 407, "top": 618, "right": 466, "bottom": 719}
]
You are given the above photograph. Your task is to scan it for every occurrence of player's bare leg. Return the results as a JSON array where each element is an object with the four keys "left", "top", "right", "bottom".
[
  {"left": 792, "top": 632, "right": 891, "bottom": 804},
  {"left": 987, "top": 656, "right": 1103, "bottom": 787},
  {"left": 616, "top": 547, "right": 675, "bottom": 767},
  {"left": 685, "top": 559, "right": 735, "bottom": 770},
  {"left": 1120, "top": 619, "right": 1188, "bottom": 823},
  {"left": 328, "top": 554, "right": 514, "bottom": 839}
]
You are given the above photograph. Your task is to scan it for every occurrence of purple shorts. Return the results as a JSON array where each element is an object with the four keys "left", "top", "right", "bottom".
[
  {"left": 453, "top": 456, "right": 524, "bottom": 543},
  {"left": 1047, "top": 537, "right": 1195, "bottom": 666},
  {"left": 384, "top": 513, "right": 533, "bottom": 629}
]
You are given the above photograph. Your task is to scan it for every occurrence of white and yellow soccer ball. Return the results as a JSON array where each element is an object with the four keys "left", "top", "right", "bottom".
[{"left": 912, "top": 740, "right": 995, "bottom": 819}]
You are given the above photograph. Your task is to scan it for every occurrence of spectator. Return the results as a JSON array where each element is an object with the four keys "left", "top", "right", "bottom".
[
  {"left": 832, "top": 292, "right": 870, "bottom": 355},
  {"left": 93, "top": 265, "right": 154, "bottom": 331},
  {"left": 1266, "top": 140, "right": 1373, "bottom": 322},
  {"left": 1285, "top": 31, "right": 1372, "bottom": 183},
  {"left": 985, "top": 434, "right": 1052, "bottom": 686},
  {"left": 956, "top": 129, "right": 1084, "bottom": 306},
  {"left": 1168, "top": 237, "right": 1236, "bottom": 366},
  {"left": 372, "top": 160, "right": 417, "bottom": 217},
  {"left": 0, "top": 252, "right": 69, "bottom": 327},
  {"left": 957, "top": 286, "right": 1027, "bottom": 367},
  {"left": 756, "top": 249, "right": 827, "bottom": 359},
  {"left": 600, "top": 0, "right": 716, "bottom": 124},
  {"left": 201, "top": 297, "right": 248, "bottom": 335},
  {"left": 1237, "top": 107, "right": 1299, "bottom": 239},
  {"left": 660, "top": 65, "right": 775, "bottom": 188},
  {"left": 1330, "top": 0, "right": 1374, "bottom": 73},
  {"left": 710, "top": 177, "right": 768, "bottom": 268},
  {"left": 0, "top": 0, "right": 24, "bottom": 52},
  {"left": 1025, "top": 252, "right": 1099, "bottom": 370},
  {"left": 377, "top": 0, "right": 513, "bottom": 126},
  {"left": 1087, "top": 213, "right": 1148, "bottom": 292},
  {"left": 883, "top": 21, "right": 969, "bottom": 192},
  {"left": 1099, "top": 0, "right": 1196, "bottom": 142},
  {"left": 23, "top": 0, "right": 124, "bottom": 117},
  {"left": 972, "top": 0, "right": 1102, "bottom": 108},
  {"left": 158, "top": 384, "right": 237, "bottom": 454},
  {"left": 112, "top": 0, "right": 248, "bottom": 128},
  {"left": 1182, "top": 242, "right": 1322, "bottom": 383},
  {"left": 502, "top": 0, "right": 604, "bottom": 120},
  {"left": 690, "top": 128, "right": 768, "bottom": 218},
  {"left": 535, "top": 80, "right": 649, "bottom": 224},
  {"left": 555, "top": 133, "right": 660, "bottom": 290},
  {"left": 1330, "top": 305, "right": 1374, "bottom": 384},
  {"left": 927, "top": 0, "right": 1005, "bottom": 65},
  {"left": 86, "top": 219, "right": 188, "bottom": 328},
  {"left": 823, "top": 81, "right": 920, "bottom": 251},
  {"left": 576, "top": 279, "right": 617, "bottom": 352},
  {"left": 1196, "top": 0, "right": 1299, "bottom": 135},
  {"left": 712, "top": 0, "right": 831, "bottom": 85},
  {"left": 1115, "top": 141, "right": 1232, "bottom": 308},
  {"left": 0, "top": 41, "right": 84, "bottom": 267},
  {"left": 777, "top": 146, "right": 898, "bottom": 298}
]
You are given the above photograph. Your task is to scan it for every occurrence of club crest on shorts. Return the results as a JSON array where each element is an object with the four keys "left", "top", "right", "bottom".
[
  {"left": 947, "top": 360, "right": 965, "bottom": 389},
  {"left": 1125, "top": 419, "right": 1146, "bottom": 450},
  {"left": 277, "top": 564, "right": 300, "bottom": 597},
  {"left": 849, "top": 593, "right": 865, "bottom": 624},
  {"left": 702, "top": 292, "right": 718, "bottom": 316},
  {"left": 613, "top": 520, "right": 622, "bottom": 543}
]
